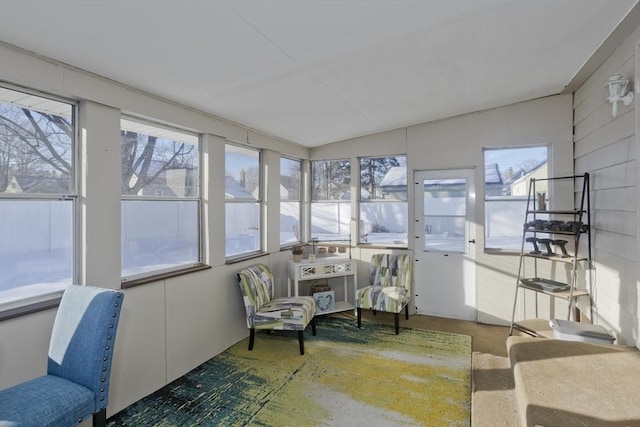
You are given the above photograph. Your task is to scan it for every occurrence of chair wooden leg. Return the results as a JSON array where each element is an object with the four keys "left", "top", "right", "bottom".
[
  {"left": 93, "top": 408, "right": 107, "bottom": 427},
  {"left": 405, "top": 304, "right": 409, "bottom": 320},
  {"left": 298, "top": 331, "right": 305, "bottom": 355},
  {"left": 373, "top": 310, "right": 377, "bottom": 316},
  {"left": 357, "top": 307, "right": 362, "bottom": 328},
  {"left": 248, "top": 328, "right": 255, "bottom": 351},
  {"left": 394, "top": 313, "right": 400, "bottom": 335},
  {"left": 311, "top": 317, "right": 317, "bottom": 336}
]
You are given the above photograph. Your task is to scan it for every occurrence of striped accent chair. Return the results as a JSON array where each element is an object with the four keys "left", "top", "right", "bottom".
[
  {"left": 237, "top": 264, "right": 317, "bottom": 355},
  {"left": 356, "top": 254, "right": 413, "bottom": 334}
]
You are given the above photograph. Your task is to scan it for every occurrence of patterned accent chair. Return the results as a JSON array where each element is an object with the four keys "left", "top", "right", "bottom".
[
  {"left": 356, "top": 254, "right": 413, "bottom": 334},
  {"left": 0, "top": 285, "right": 124, "bottom": 427},
  {"left": 237, "top": 264, "right": 317, "bottom": 355}
]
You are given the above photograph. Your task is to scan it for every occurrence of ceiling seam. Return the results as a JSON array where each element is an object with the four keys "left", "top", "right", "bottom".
[{"left": 222, "top": 2, "right": 381, "bottom": 131}]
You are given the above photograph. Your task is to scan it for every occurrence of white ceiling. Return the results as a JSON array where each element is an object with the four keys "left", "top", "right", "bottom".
[{"left": 0, "top": 1, "right": 637, "bottom": 147}]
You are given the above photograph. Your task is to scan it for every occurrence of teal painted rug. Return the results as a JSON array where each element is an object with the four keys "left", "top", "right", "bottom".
[{"left": 107, "top": 318, "right": 471, "bottom": 426}]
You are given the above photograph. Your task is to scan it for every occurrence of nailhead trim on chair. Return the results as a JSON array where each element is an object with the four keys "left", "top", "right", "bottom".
[{"left": 97, "top": 293, "right": 123, "bottom": 410}]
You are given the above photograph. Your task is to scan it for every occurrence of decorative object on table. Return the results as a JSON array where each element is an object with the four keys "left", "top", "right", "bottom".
[
  {"left": 537, "top": 192, "right": 547, "bottom": 210},
  {"left": 313, "top": 290, "right": 335, "bottom": 313},
  {"left": 106, "top": 318, "right": 472, "bottom": 427},
  {"left": 328, "top": 246, "right": 336, "bottom": 253},
  {"left": 356, "top": 253, "right": 413, "bottom": 334},
  {"left": 338, "top": 246, "right": 347, "bottom": 253},
  {"left": 292, "top": 245, "right": 304, "bottom": 262},
  {"left": 308, "top": 254, "right": 316, "bottom": 263},
  {"left": 237, "top": 263, "right": 317, "bottom": 355},
  {"left": 317, "top": 246, "right": 327, "bottom": 254},
  {"left": 0, "top": 285, "right": 125, "bottom": 427}
]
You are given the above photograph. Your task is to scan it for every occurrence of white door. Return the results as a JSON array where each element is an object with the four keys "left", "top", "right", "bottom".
[{"left": 414, "top": 169, "right": 476, "bottom": 320}]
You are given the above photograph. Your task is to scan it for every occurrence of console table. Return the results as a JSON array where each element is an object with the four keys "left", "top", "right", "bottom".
[{"left": 287, "top": 257, "right": 356, "bottom": 315}]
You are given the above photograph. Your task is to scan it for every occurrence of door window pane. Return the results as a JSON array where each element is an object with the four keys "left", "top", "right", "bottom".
[{"left": 424, "top": 178, "right": 467, "bottom": 253}]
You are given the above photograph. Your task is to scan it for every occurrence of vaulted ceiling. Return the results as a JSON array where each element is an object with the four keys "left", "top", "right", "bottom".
[{"left": 0, "top": 1, "right": 637, "bottom": 146}]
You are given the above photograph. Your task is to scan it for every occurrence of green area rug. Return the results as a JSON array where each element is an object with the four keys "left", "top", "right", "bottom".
[{"left": 108, "top": 318, "right": 471, "bottom": 426}]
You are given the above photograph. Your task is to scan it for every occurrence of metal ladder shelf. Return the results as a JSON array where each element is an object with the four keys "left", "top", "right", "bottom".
[{"left": 509, "top": 173, "right": 593, "bottom": 335}]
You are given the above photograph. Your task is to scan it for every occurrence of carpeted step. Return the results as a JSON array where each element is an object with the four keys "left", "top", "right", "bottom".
[
  {"left": 508, "top": 336, "right": 640, "bottom": 427},
  {"left": 471, "top": 352, "right": 519, "bottom": 427}
]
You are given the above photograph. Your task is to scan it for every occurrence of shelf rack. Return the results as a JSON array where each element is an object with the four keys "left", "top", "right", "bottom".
[{"left": 509, "top": 173, "right": 593, "bottom": 335}]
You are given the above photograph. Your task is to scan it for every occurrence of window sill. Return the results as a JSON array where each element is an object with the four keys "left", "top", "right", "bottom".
[
  {"left": 121, "top": 264, "right": 212, "bottom": 289},
  {"left": 484, "top": 248, "right": 520, "bottom": 255},
  {"left": 225, "top": 251, "right": 269, "bottom": 265},
  {"left": 357, "top": 243, "right": 408, "bottom": 250},
  {"left": 0, "top": 294, "right": 63, "bottom": 322}
]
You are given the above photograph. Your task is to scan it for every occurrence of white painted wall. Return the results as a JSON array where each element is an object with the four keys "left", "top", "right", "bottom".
[
  {"left": 313, "top": 95, "right": 574, "bottom": 326},
  {"left": 0, "top": 44, "right": 306, "bottom": 416},
  {"left": 1, "top": 18, "right": 639, "bottom": 422},
  {"left": 573, "top": 26, "right": 639, "bottom": 347}
]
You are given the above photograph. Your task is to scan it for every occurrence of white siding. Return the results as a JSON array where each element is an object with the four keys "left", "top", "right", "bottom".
[{"left": 573, "top": 27, "right": 639, "bottom": 347}]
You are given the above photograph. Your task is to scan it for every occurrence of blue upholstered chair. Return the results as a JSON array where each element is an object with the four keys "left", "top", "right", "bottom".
[
  {"left": 0, "top": 285, "right": 124, "bottom": 427},
  {"left": 356, "top": 254, "right": 413, "bottom": 334},
  {"left": 237, "top": 264, "right": 317, "bottom": 355}
]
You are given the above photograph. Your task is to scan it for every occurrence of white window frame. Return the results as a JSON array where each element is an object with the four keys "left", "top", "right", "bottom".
[
  {"left": 310, "top": 159, "right": 351, "bottom": 244},
  {"left": 0, "top": 85, "right": 78, "bottom": 314},
  {"left": 358, "top": 155, "right": 408, "bottom": 247},
  {"left": 120, "top": 116, "right": 202, "bottom": 283},
  {"left": 225, "top": 143, "right": 263, "bottom": 260},
  {"left": 280, "top": 156, "right": 303, "bottom": 248},
  {"left": 484, "top": 145, "right": 549, "bottom": 252}
]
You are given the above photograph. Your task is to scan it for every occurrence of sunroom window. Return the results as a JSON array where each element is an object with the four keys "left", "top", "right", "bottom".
[
  {"left": 280, "top": 157, "right": 302, "bottom": 247},
  {"left": 0, "top": 87, "right": 76, "bottom": 309},
  {"left": 310, "top": 159, "right": 351, "bottom": 243},
  {"left": 120, "top": 118, "right": 201, "bottom": 281},
  {"left": 484, "top": 146, "right": 548, "bottom": 251},
  {"left": 225, "top": 144, "right": 261, "bottom": 258},
  {"left": 359, "top": 156, "right": 407, "bottom": 246}
]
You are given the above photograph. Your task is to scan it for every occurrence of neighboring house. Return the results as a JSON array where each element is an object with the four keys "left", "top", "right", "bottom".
[
  {"left": 279, "top": 175, "right": 299, "bottom": 200},
  {"left": 484, "top": 163, "right": 504, "bottom": 196},
  {"left": 250, "top": 183, "right": 289, "bottom": 199},
  {"left": 508, "top": 160, "right": 547, "bottom": 196},
  {"left": 377, "top": 165, "right": 504, "bottom": 198},
  {"left": 4, "top": 174, "right": 69, "bottom": 194},
  {"left": 378, "top": 166, "right": 407, "bottom": 200},
  {"left": 225, "top": 176, "right": 254, "bottom": 199},
  {"left": 130, "top": 168, "right": 197, "bottom": 197}
]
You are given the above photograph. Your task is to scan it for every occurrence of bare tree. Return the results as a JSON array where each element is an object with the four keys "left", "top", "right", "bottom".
[
  {"left": 360, "top": 157, "right": 400, "bottom": 199},
  {"left": 311, "top": 160, "right": 350, "bottom": 200},
  {"left": 518, "top": 158, "right": 544, "bottom": 173},
  {"left": 0, "top": 103, "right": 196, "bottom": 195}
]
